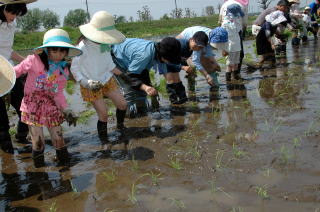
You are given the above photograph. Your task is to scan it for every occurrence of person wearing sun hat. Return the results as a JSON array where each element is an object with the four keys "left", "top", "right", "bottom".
[
  {"left": 308, "top": 0, "right": 320, "bottom": 38},
  {"left": 0, "top": 0, "right": 37, "bottom": 154},
  {"left": 71, "top": 11, "right": 128, "bottom": 143},
  {"left": 301, "top": 6, "right": 317, "bottom": 41},
  {"left": 176, "top": 26, "right": 228, "bottom": 90},
  {"left": 14, "top": 28, "right": 82, "bottom": 167}
]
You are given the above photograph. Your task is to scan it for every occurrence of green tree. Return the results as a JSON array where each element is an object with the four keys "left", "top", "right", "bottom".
[
  {"left": 205, "top": 6, "right": 215, "bottom": 16},
  {"left": 137, "top": 5, "right": 152, "bottom": 21},
  {"left": 63, "top": 9, "right": 88, "bottom": 27},
  {"left": 16, "top": 8, "right": 42, "bottom": 31},
  {"left": 114, "top": 15, "right": 126, "bottom": 24},
  {"left": 42, "top": 9, "right": 60, "bottom": 29}
]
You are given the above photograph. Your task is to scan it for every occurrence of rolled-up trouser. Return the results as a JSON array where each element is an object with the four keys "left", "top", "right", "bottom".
[{"left": 251, "top": 25, "right": 261, "bottom": 36}]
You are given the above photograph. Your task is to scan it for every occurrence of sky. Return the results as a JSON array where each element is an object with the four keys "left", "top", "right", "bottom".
[{"left": 28, "top": 0, "right": 311, "bottom": 23}]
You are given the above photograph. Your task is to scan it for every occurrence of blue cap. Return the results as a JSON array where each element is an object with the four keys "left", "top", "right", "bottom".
[
  {"left": 226, "top": 4, "right": 245, "bottom": 18},
  {"left": 209, "top": 27, "right": 228, "bottom": 44}
]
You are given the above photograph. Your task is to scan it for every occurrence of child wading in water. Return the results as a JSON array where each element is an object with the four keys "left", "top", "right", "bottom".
[
  {"left": 14, "top": 29, "right": 82, "bottom": 167},
  {"left": 71, "top": 11, "right": 127, "bottom": 143},
  {"left": 221, "top": 4, "right": 244, "bottom": 81}
]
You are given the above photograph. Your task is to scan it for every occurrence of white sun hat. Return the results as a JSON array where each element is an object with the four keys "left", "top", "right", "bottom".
[
  {"left": 34, "top": 28, "right": 82, "bottom": 57},
  {"left": 79, "top": 11, "right": 126, "bottom": 44},
  {"left": 0, "top": 55, "right": 16, "bottom": 97},
  {"left": 0, "top": 0, "right": 37, "bottom": 5}
]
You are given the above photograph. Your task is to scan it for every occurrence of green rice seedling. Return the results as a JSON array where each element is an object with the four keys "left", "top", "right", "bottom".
[
  {"left": 70, "top": 181, "right": 80, "bottom": 198},
  {"left": 292, "top": 136, "right": 302, "bottom": 148},
  {"left": 262, "top": 168, "right": 270, "bottom": 178},
  {"left": 131, "top": 156, "right": 139, "bottom": 171},
  {"left": 209, "top": 180, "right": 218, "bottom": 193},
  {"left": 255, "top": 185, "right": 270, "bottom": 200},
  {"left": 305, "top": 120, "right": 315, "bottom": 136},
  {"left": 280, "top": 145, "right": 292, "bottom": 165},
  {"left": 217, "top": 57, "right": 226, "bottom": 65},
  {"left": 215, "top": 149, "right": 224, "bottom": 169},
  {"left": 139, "top": 171, "right": 162, "bottom": 186},
  {"left": 102, "top": 170, "right": 116, "bottom": 183},
  {"left": 65, "top": 80, "right": 75, "bottom": 95},
  {"left": 128, "top": 183, "right": 138, "bottom": 204},
  {"left": 77, "top": 110, "right": 95, "bottom": 124},
  {"left": 232, "top": 143, "right": 248, "bottom": 159},
  {"left": 9, "top": 128, "right": 16, "bottom": 136},
  {"left": 272, "top": 119, "right": 283, "bottom": 134},
  {"left": 230, "top": 207, "right": 244, "bottom": 212},
  {"left": 169, "top": 198, "right": 186, "bottom": 210},
  {"left": 48, "top": 201, "right": 57, "bottom": 212},
  {"left": 188, "top": 142, "right": 202, "bottom": 161},
  {"left": 169, "top": 157, "right": 183, "bottom": 170}
]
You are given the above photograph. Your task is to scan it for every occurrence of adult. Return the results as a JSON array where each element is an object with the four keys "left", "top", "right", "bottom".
[
  {"left": 219, "top": 0, "right": 248, "bottom": 71},
  {"left": 0, "top": 0, "right": 37, "bottom": 154},
  {"left": 309, "top": 0, "right": 320, "bottom": 38},
  {"left": 111, "top": 37, "right": 181, "bottom": 117}
]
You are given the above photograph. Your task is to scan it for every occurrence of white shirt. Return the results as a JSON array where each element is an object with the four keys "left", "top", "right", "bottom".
[
  {"left": 222, "top": 16, "right": 242, "bottom": 52},
  {"left": 71, "top": 39, "right": 116, "bottom": 85},
  {"left": 219, "top": 0, "right": 248, "bottom": 27},
  {"left": 0, "top": 20, "right": 16, "bottom": 60}
]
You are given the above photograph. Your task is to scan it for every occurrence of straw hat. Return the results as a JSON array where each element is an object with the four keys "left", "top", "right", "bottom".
[
  {"left": 0, "top": 55, "right": 16, "bottom": 97},
  {"left": 34, "top": 29, "right": 82, "bottom": 57},
  {"left": 287, "top": 0, "right": 300, "bottom": 3},
  {"left": 304, "top": 6, "right": 311, "bottom": 11},
  {"left": 79, "top": 11, "right": 126, "bottom": 44},
  {"left": 0, "top": 0, "right": 37, "bottom": 5}
]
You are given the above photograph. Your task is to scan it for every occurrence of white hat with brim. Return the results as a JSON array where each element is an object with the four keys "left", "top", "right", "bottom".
[
  {"left": 304, "top": 6, "right": 311, "bottom": 11},
  {"left": 0, "top": 55, "right": 16, "bottom": 97},
  {"left": 0, "top": 0, "right": 37, "bottom": 5},
  {"left": 79, "top": 11, "right": 125, "bottom": 44},
  {"left": 34, "top": 29, "right": 82, "bottom": 57},
  {"left": 210, "top": 42, "right": 228, "bottom": 52}
]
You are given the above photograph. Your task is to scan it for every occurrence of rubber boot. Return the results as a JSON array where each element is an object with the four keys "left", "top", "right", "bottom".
[
  {"left": 0, "top": 131, "right": 14, "bottom": 154},
  {"left": 97, "top": 120, "right": 108, "bottom": 142},
  {"left": 166, "top": 83, "right": 178, "bottom": 104},
  {"left": 175, "top": 82, "right": 188, "bottom": 104},
  {"left": 209, "top": 72, "right": 219, "bottom": 90},
  {"left": 55, "top": 146, "right": 69, "bottom": 164},
  {"left": 225, "top": 72, "right": 232, "bottom": 82},
  {"left": 32, "top": 149, "right": 45, "bottom": 168},
  {"left": 116, "top": 109, "right": 127, "bottom": 131},
  {"left": 15, "top": 121, "right": 29, "bottom": 144},
  {"left": 233, "top": 70, "right": 241, "bottom": 80}
]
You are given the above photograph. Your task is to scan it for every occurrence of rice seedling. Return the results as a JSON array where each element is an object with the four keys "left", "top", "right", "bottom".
[
  {"left": 102, "top": 170, "right": 116, "bottom": 183},
  {"left": 70, "top": 181, "right": 80, "bottom": 198},
  {"left": 255, "top": 185, "right": 270, "bottom": 200},
  {"left": 169, "top": 157, "right": 184, "bottom": 170},
  {"left": 232, "top": 143, "right": 248, "bottom": 159},
  {"left": 169, "top": 198, "right": 186, "bottom": 210},
  {"left": 139, "top": 171, "right": 162, "bottom": 186},
  {"left": 65, "top": 80, "right": 75, "bottom": 95},
  {"left": 209, "top": 180, "right": 218, "bottom": 193},
  {"left": 131, "top": 156, "right": 139, "bottom": 171},
  {"left": 280, "top": 145, "right": 292, "bottom": 165},
  {"left": 215, "top": 149, "right": 224, "bottom": 169},
  {"left": 128, "top": 183, "right": 138, "bottom": 204},
  {"left": 48, "top": 201, "right": 57, "bottom": 212},
  {"left": 305, "top": 120, "right": 315, "bottom": 136},
  {"left": 230, "top": 207, "right": 244, "bottom": 212},
  {"left": 262, "top": 168, "right": 271, "bottom": 178},
  {"left": 77, "top": 110, "right": 95, "bottom": 124},
  {"left": 9, "top": 128, "right": 16, "bottom": 136},
  {"left": 292, "top": 136, "right": 302, "bottom": 148}
]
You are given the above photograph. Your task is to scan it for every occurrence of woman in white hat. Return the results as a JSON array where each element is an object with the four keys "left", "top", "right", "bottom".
[
  {"left": 14, "top": 28, "right": 82, "bottom": 167},
  {"left": 71, "top": 11, "right": 127, "bottom": 144},
  {"left": 0, "top": 0, "right": 37, "bottom": 154}
]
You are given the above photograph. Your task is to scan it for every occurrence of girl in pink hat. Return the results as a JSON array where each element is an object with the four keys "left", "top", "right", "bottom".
[{"left": 14, "top": 28, "right": 82, "bottom": 167}]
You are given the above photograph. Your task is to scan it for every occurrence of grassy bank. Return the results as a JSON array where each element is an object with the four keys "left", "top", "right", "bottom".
[{"left": 14, "top": 15, "right": 257, "bottom": 50}]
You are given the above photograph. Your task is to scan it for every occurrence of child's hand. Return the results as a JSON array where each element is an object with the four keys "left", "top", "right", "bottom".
[
  {"left": 141, "top": 84, "right": 158, "bottom": 96},
  {"left": 88, "top": 80, "right": 103, "bottom": 91},
  {"left": 182, "top": 66, "right": 193, "bottom": 74},
  {"left": 205, "top": 74, "right": 214, "bottom": 86},
  {"left": 63, "top": 109, "right": 78, "bottom": 127},
  {"left": 222, "top": 50, "right": 229, "bottom": 57}
]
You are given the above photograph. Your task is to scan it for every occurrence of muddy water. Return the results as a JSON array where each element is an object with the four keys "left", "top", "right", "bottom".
[{"left": 2, "top": 39, "right": 320, "bottom": 212}]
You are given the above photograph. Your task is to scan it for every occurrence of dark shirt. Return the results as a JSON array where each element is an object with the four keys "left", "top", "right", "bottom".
[{"left": 167, "top": 39, "right": 192, "bottom": 73}]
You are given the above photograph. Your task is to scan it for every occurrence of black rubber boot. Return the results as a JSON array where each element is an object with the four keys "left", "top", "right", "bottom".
[
  {"left": 15, "top": 121, "right": 29, "bottom": 144},
  {"left": 32, "top": 149, "right": 45, "bottom": 168},
  {"left": 55, "top": 146, "right": 69, "bottom": 164},
  {"left": 97, "top": 120, "right": 108, "bottom": 142},
  {"left": 175, "top": 82, "right": 188, "bottom": 104},
  {"left": 166, "top": 83, "right": 178, "bottom": 104},
  {"left": 225, "top": 72, "right": 232, "bottom": 82},
  {"left": 233, "top": 70, "right": 241, "bottom": 80},
  {"left": 0, "top": 131, "right": 14, "bottom": 154},
  {"left": 116, "top": 109, "right": 127, "bottom": 131}
]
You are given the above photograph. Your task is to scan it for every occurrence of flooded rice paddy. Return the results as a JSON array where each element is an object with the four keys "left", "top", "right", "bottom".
[{"left": 2, "top": 39, "right": 320, "bottom": 212}]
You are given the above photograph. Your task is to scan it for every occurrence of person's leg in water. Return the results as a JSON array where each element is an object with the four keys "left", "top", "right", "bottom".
[
  {"left": 201, "top": 55, "right": 221, "bottom": 89},
  {"left": 238, "top": 30, "right": 244, "bottom": 72},
  {"left": 0, "top": 97, "right": 14, "bottom": 154},
  {"left": 29, "top": 126, "right": 45, "bottom": 168},
  {"left": 48, "top": 126, "right": 69, "bottom": 164},
  {"left": 10, "top": 77, "right": 29, "bottom": 144},
  {"left": 164, "top": 72, "right": 188, "bottom": 104},
  {"left": 226, "top": 64, "right": 232, "bottom": 82},
  {"left": 92, "top": 98, "right": 109, "bottom": 143}
]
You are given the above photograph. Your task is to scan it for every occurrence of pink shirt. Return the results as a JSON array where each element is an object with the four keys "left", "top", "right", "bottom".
[{"left": 14, "top": 54, "right": 69, "bottom": 112}]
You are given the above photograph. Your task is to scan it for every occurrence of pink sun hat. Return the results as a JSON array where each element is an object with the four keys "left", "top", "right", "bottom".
[{"left": 234, "top": 0, "right": 249, "bottom": 6}]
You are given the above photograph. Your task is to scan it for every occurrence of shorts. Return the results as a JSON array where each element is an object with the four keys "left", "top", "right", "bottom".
[
  {"left": 226, "top": 51, "right": 240, "bottom": 65},
  {"left": 80, "top": 77, "right": 119, "bottom": 102}
]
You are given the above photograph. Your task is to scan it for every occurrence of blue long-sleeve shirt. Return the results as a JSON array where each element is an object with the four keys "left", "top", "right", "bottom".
[{"left": 309, "top": 2, "right": 320, "bottom": 20}]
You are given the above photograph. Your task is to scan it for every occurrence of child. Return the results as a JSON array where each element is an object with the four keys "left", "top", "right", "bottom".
[
  {"left": 0, "top": 0, "right": 36, "bottom": 154},
  {"left": 14, "top": 28, "right": 82, "bottom": 167},
  {"left": 256, "top": 11, "right": 287, "bottom": 67},
  {"left": 71, "top": 11, "right": 127, "bottom": 143},
  {"left": 221, "top": 4, "right": 244, "bottom": 81},
  {"left": 301, "top": 6, "right": 317, "bottom": 41}
]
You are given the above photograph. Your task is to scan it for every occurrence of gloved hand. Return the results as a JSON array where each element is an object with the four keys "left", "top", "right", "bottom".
[
  {"left": 62, "top": 109, "right": 78, "bottom": 127},
  {"left": 80, "top": 79, "right": 103, "bottom": 91}
]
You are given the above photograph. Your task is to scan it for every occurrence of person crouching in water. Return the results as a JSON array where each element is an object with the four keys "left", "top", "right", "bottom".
[
  {"left": 256, "top": 11, "right": 287, "bottom": 68},
  {"left": 14, "top": 29, "right": 82, "bottom": 167},
  {"left": 221, "top": 4, "right": 244, "bottom": 81},
  {"left": 162, "top": 31, "right": 209, "bottom": 104},
  {"left": 71, "top": 11, "right": 127, "bottom": 143}
]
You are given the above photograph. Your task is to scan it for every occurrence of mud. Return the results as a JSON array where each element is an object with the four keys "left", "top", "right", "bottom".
[{"left": 1, "top": 38, "right": 320, "bottom": 211}]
